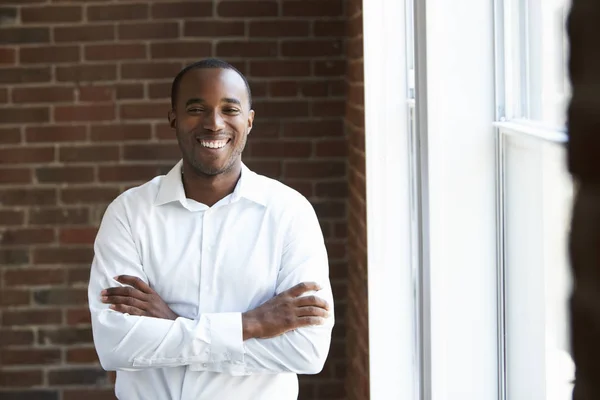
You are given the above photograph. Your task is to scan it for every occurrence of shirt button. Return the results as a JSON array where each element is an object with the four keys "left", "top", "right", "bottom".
[{"left": 202, "top": 363, "right": 208, "bottom": 368}]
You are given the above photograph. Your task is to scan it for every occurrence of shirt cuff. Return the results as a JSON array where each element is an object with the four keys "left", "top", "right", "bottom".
[{"left": 206, "top": 312, "right": 245, "bottom": 364}]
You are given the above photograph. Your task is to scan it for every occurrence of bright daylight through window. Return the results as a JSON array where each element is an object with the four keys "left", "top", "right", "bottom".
[{"left": 496, "top": 0, "right": 574, "bottom": 399}]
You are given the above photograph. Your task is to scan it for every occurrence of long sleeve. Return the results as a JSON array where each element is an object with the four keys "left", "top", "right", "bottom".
[
  {"left": 88, "top": 198, "right": 245, "bottom": 371},
  {"left": 189, "top": 196, "right": 335, "bottom": 375}
]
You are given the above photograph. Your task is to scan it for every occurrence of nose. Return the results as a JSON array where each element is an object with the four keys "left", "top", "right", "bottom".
[{"left": 203, "top": 110, "right": 226, "bottom": 132}]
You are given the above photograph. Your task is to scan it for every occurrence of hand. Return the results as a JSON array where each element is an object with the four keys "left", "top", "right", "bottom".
[
  {"left": 242, "top": 282, "right": 330, "bottom": 340},
  {"left": 101, "top": 275, "right": 178, "bottom": 320}
]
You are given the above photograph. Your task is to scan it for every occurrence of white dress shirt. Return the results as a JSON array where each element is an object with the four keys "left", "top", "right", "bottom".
[{"left": 88, "top": 160, "right": 334, "bottom": 400}]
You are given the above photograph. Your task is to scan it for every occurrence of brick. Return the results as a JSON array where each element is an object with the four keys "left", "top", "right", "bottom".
[
  {"left": 0, "top": 27, "right": 49, "bottom": 44},
  {"left": 66, "top": 347, "right": 98, "bottom": 363},
  {"left": 348, "top": 37, "right": 363, "bottom": 58},
  {"left": 30, "top": 208, "right": 89, "bottom": 225},
  {"left": 0, "top": 146, "right": 54, "bottom": 164},
  {"left": 0, "top": 127, "right": 20, "bottom": 144},
  {"left": 34, "top": 288, "right": 87, "bottom": 306},
  {"left": 0, "top": 188, "right": 56, "bottom": 206},
  {"left": 347, "top": 83, "right": 364, "bottom": 105},
  {"left": 314, "top": 59, "right": 346, "bottom": 76},
  {"left": 184, "top": 21, "right": 244, "bottom": 37},
  {"left": 283, "top": 0, "right": 343, "bottom": 16},
  {"left": 151, "top": 1, "right": 212, "bottom": 18},
  {"left": 60, "top": 145, "right": 119, "bottom": 163},
  {"left": 0, "top": 66, "right": 51, "bottom": 83},
  {"left": 0, "top": 289, "right": 29, "bottom": 306},
  {"left": 347, "top": 13, "right": 363, "bottom": 37},
  {"left": 39, "top": 327, "right": 93, "bottom": 346},
  {"left": 123, "top": 143, "right": 180, "bottom": 161},
  {"left": 118, "top": 22, "right": 178, "bottom": 40},
  {"left": 55, "top": 25, "right": 115, "bottom": 43},
  {"left": 88, "top": 3, "right": 148, "bottom": 21},
  {"left": 60, "top": 227, "right": 98, "bottom": 245},
  {"left": 0, "top": 248, "right": 29, "bottom": 265},
  {"left": 218, "top": 0, "right": 278, "bottom": 17},
  {"left": 0, "top": 371, "right": 43, "bottom": 388},
  {"left": 0, "top": 87, "right": 7, "bottom": 103},
  {"left": 26, "top": 126, "right": 86, "bottom": 143},
  {"left": 300, "top": 81, "right": 330, "bottom": 97},
  {"left": 12, "top": 86, "right": 74, "bottom": 103},
  {"left": 60, "top": 187, "right": 120, "bottom": 204},
  {"left": 0, "top": 47, "right": 16, "bottom": 64},
  {"left": 98, "top": 165, "right": 168, "bottom": 182},
  {"left": 249, "top": 141, "right": 312, "bottom": 158},
  {"left": 316, "top": 139, "right": 347, "bottom": 157},
  {"left": 155, "top": 123, "right": 175, "bottom": 139},
  {"left": 151, "top": 41, "right": 212, "bottom": 59},
  {"left": 56, "top": 64, "right": 117, "bottom": 83},
  {"left": 347, "top": 59, "right": 364, "bottom": 82},
  {"left": 120, "top": 101, "right": 170, "bottom": 120},
  {"left": 148, "top": 81, "right": 170, "bottom": 99},
  {"left": 0, "top": 391, "right": 58, "bottom": 400},
  {"left": 217, "top": 41, "right": 277, "bottom": 58},
  {"left": 282, "top": 39, "right": 343, "bottom": 57},
  {"left": 253, "top": 101, "right": 309, "bottom": 118},
  {"left": 22, "top": 5, "right": 82, "bottom": 23},
  {"left": 282, "top": 120, "right": 343, "bottom": 138},
  {"left": 85, "top": 43, "right": 146, "bottom": 61},
  {"left": 0, "top": 228, "right": 55, "bottom": 246},
  {"left": 249, "top": 21, "right": 310, "bottom": 37},
  {"left": 0, "top": 5, "right": 16, "bottom": 22},
  {"left": 121, "top": 62, "right": 181, "bottom": 80},
  {"left": 91, "top": 124, "right": 151, "bottom": 141},
  {"left": 116, "top": 83, "right": 144, "bottom": 99},
  {"left": 36, "top": 166, "right": 94, "bottom": 183},
  {"left": 55, "top": 105, "right": 115, "bottom": 122},
  {"left": 63, "top": 390, "right": 116, "bottom": 400},
  {"left": 314, "top": 20, "right": 346, "bottom": 37},
  {"left": 48, "top": 368, "right": 106, "bottom": 386},
  {"left": 78, "top": 85, "right": 115, "bottom": 102},
  {"left": 0, "top": 167, "right": 32, "bottom": 184},
  {"left": 2, "top": 309, "right": 61, "bottom": 326},
  {"left": 312, "top": 99, "right": 345, "bottom": 117},
  {"left": 285, "top": 161, "right": 345, "bottom": 179},
  {"left": 33, "top": 248, "right": 93, "bottom": 264},
  {"left": 0, "top": 210, "right": 25, "bottom": 225},
  {"left": 0, "top": 329, "right": 35, "bottom": 346},
  {"left": 5, "top": 268, "right": 65, "bottom": 287},
  {"left": 1, "top": 349, "right": 61, "bottom": 366},
  {"left": 67, "top": 267, "right": 92, "bottom": 285},
  {"left": 66, "top": 308, "right": 92, "bottom": 325},
  {"left": 268, "top": 81, "right": 298, "bottom": 97},
  {"left": 250, "top": 61, "right": 310, "bottom": 77}
]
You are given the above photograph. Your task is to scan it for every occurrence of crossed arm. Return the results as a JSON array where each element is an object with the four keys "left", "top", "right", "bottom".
[{"left": 88, "top": 200, "right": 334, "bottom": 375}]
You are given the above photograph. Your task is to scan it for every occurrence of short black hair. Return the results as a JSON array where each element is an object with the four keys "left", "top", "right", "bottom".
[{"left": 170, "top": 58, "right": 252, "bottom": 109}]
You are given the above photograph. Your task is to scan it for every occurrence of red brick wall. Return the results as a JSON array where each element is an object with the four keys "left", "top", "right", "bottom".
[
  {"left": 0, "top": 1, "right": 348, "bottom": 399},
  {"left": 344, "top": 0, "right": 368, "bottom": 399}
]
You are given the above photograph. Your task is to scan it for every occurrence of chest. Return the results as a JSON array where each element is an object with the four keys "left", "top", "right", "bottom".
[{"left": 136, "top": 202, "right": 284, "bottom": 318}]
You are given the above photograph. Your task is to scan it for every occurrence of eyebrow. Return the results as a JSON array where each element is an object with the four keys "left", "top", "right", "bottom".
[{"left": 185, "top": 97, "right": 242, "bottom": 107}]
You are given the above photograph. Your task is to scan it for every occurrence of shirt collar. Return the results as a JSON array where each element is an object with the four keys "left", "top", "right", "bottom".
[{"left": 154, "top": 160, "right": 267, "bottom": 207}]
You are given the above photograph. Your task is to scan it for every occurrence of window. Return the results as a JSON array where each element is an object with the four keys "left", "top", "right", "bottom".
[{"left": 496, "top": 0, "right": 574, "bottom": 399}]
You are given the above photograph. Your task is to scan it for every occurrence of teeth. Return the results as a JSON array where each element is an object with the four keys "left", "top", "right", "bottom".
[{"left": 199, "top": 140, "right": 227, "bottom": 149}]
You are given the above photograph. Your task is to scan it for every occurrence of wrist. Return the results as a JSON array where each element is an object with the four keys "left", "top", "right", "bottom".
[{"left": 242, "top": 312, "right": 260, "bottom": 340}]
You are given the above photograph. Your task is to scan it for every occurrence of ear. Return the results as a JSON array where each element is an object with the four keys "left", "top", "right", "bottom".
[
  {"left": 168, "top": 110, "right": 177, "bottom": 129},
  {"left": 247, "top": 109, "right": 255, "bottom": 134}
]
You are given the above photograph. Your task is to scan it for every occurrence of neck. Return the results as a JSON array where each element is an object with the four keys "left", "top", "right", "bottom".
[{"left": 181, "top": 161, "right": 242, "bottom": 207}]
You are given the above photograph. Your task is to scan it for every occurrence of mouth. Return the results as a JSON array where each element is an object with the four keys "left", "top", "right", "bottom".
[{"left": 196, "top": 138, "right": 231, "bottom": 150}]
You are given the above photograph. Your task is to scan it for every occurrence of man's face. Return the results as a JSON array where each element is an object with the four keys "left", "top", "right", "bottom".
[{"left": 169, "top": 68, "right": 254, "bottom": 177}]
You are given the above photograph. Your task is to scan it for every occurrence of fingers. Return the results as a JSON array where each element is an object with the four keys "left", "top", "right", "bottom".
[
  {"left": 109, "top": 304, "right": 147, "bottom": 316},
  {"left": 285, "top": 282, "right": 322, "bottom": 298},
  {"left": 101, "top": 285, "right": 147, "bottom": 301},
  {"left": 295, "top": 316, "right": 327, "bottom": 328},
  {"left": 294, "top": 295, "right": 330, "bottom": 311},
  {"left": 115, "top": 275, "right": 154, "bottom": 295},
  {"left": 296, "top": 306, "right": 329, "bottom": 319},
  {"left": 101, "top": 294, "right": 147, "bottom": 311}
]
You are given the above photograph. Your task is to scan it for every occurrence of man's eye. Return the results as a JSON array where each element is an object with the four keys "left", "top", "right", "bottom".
[
  {"left": 224, "top": 109, "right": 240, "bottom": 114},
  {"left": 187, "top": 108, "right": 203, "bottom": 113}
]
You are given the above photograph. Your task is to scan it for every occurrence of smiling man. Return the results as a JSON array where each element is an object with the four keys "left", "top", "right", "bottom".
[{"left": 87, "top": 58, "right": 334, "bottom": 400}]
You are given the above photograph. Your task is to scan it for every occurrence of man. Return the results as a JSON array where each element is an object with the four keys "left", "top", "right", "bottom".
[{"left": 88, "top": 58, "right": 334, "bottom": 400}]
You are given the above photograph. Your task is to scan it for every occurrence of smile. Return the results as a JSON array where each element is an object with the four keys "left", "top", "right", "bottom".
[{"left": 197, "top": 138, "right": 230, "bottom": 149}]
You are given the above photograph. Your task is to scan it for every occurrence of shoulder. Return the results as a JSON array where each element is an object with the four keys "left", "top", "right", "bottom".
[
  {"left": 103, "top": 175, "right": 164, "bottom": 220},
  {"left": 251, "top": 171, "right": 316, "bottom": 218}
]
